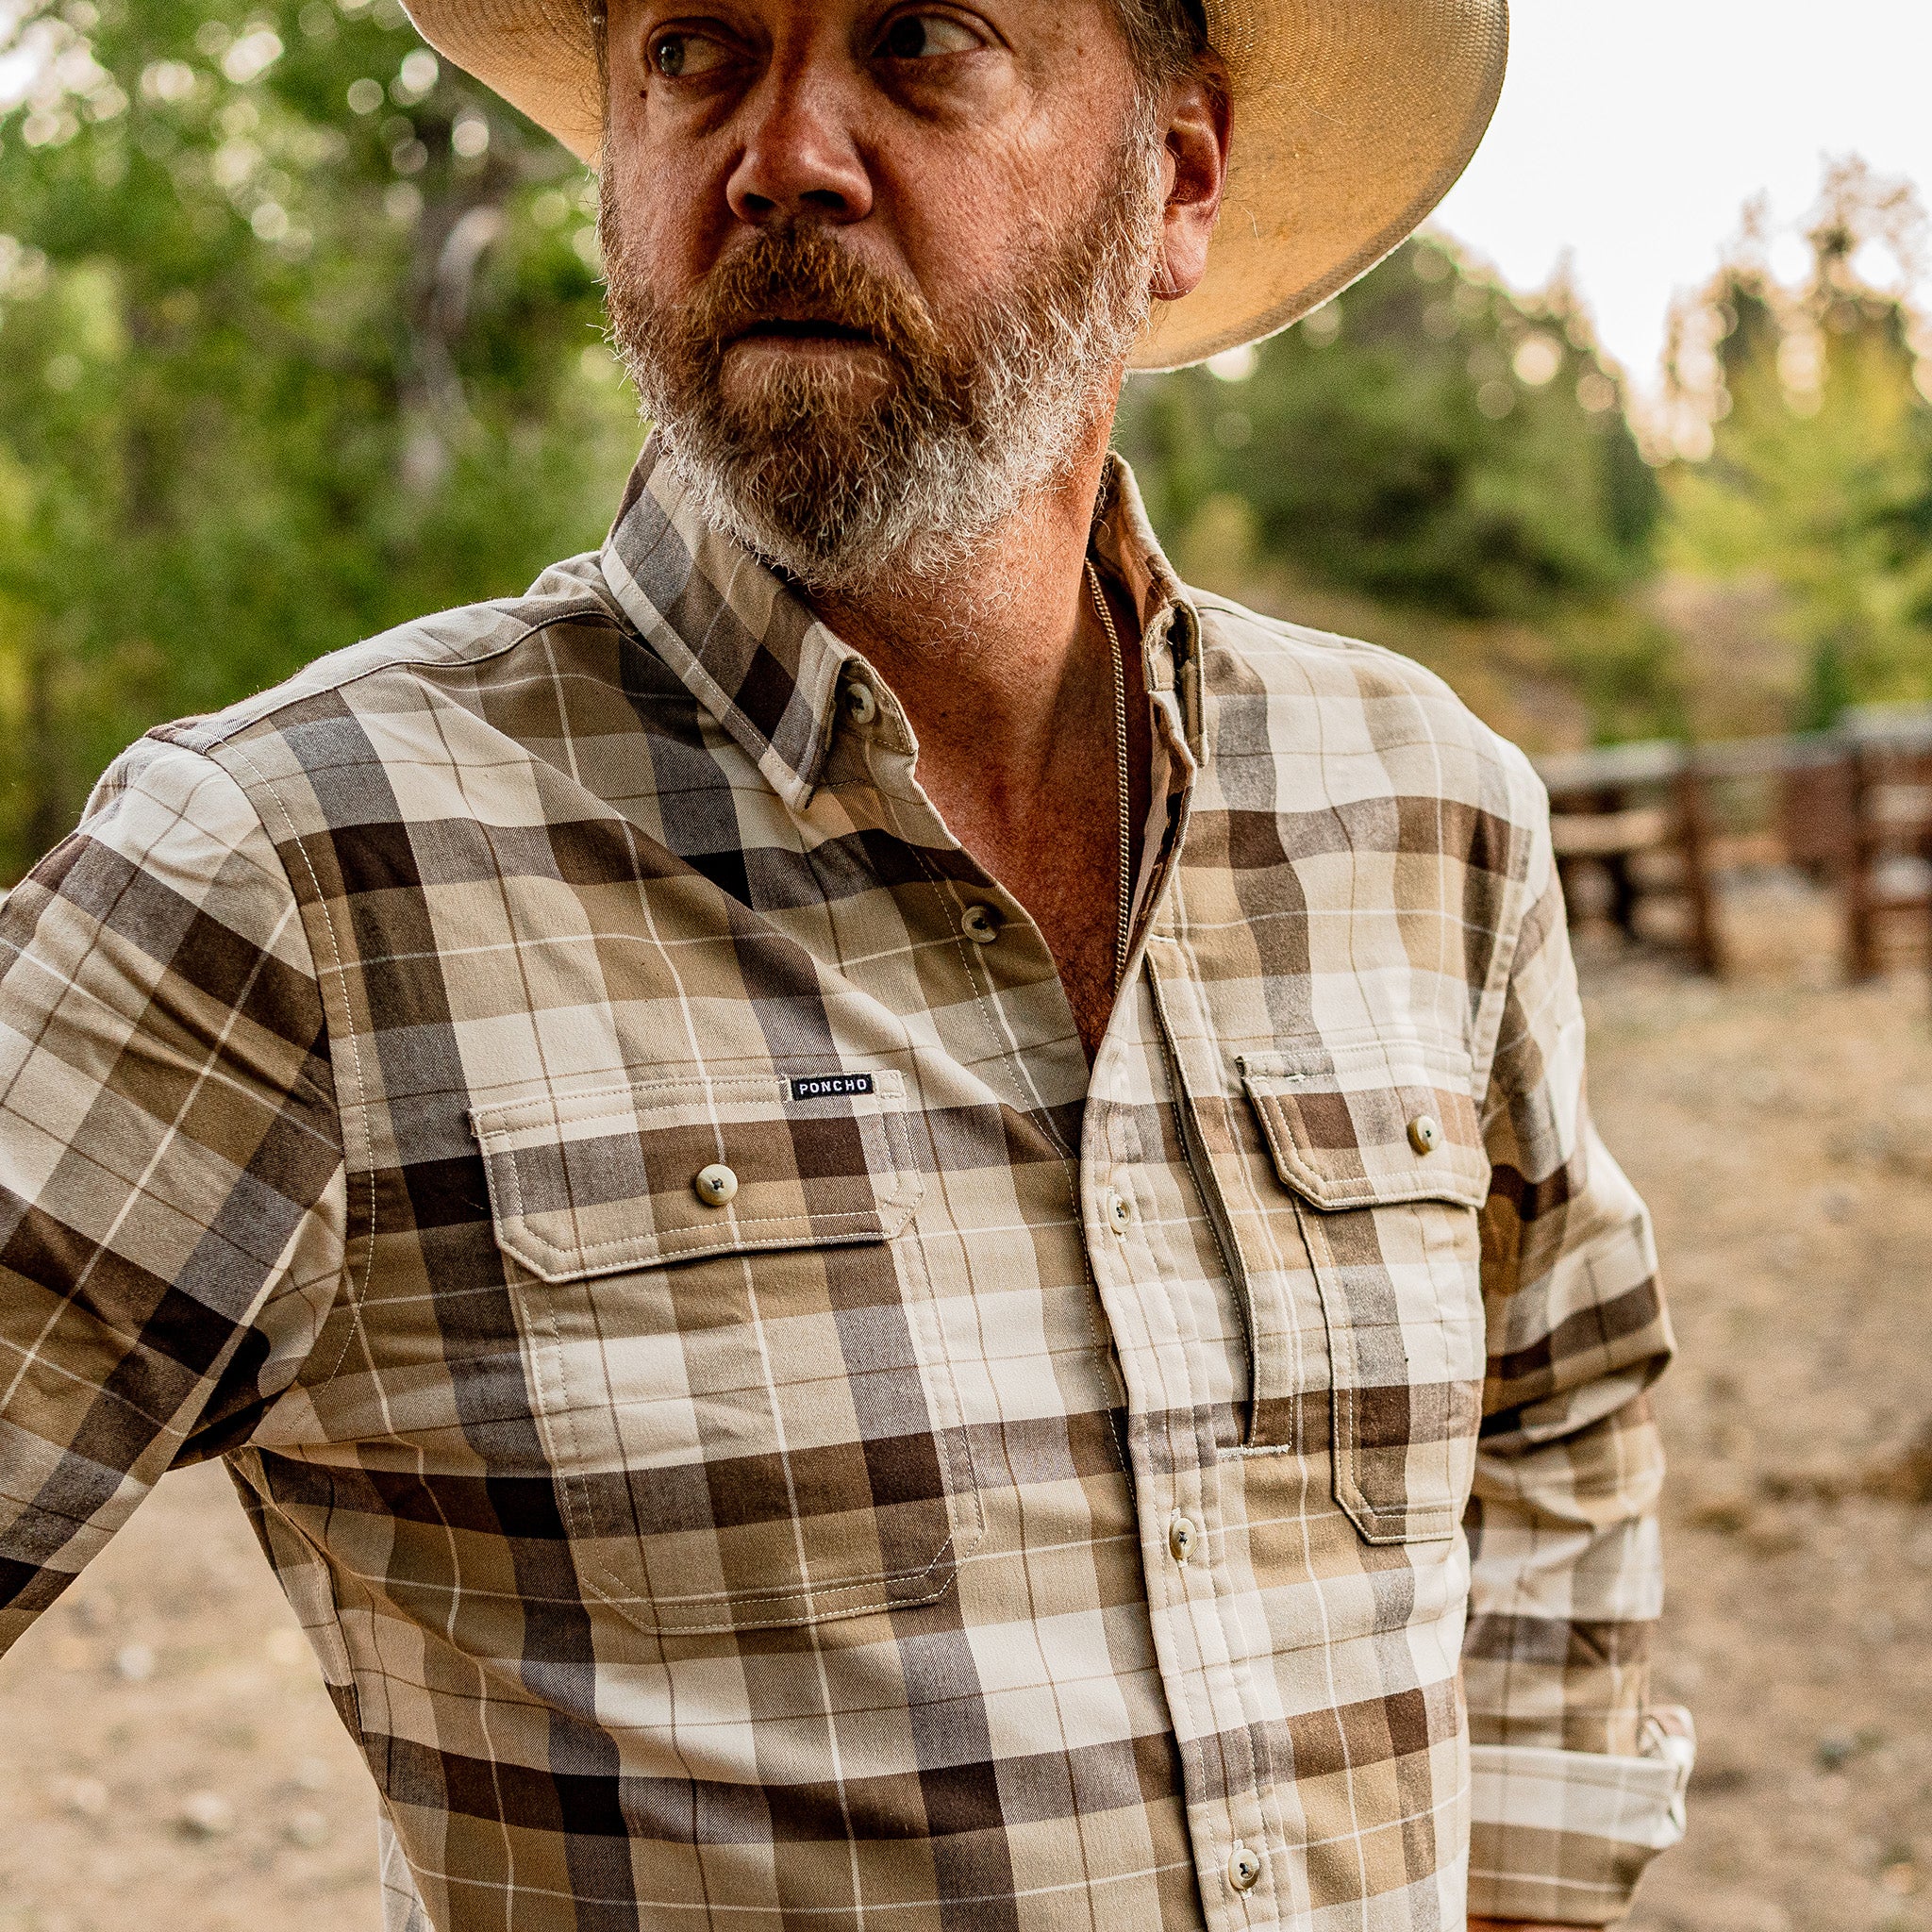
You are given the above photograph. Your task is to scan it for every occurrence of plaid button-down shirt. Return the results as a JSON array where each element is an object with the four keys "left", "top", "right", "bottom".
[{"left": 0, "top": 444, "right": 1690, "bottom": 1930}]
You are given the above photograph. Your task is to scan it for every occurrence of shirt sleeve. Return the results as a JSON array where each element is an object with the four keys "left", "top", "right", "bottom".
[
  {"left": 0, "top": 736, "right": 346, "bottom": 1657},
  {"left": 1462, "top": 795, "right": 1694, "bottom": 1925}
]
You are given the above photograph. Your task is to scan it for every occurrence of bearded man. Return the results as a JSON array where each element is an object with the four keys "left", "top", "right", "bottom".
[{"left": 0, "top": 1, "right": 1691, "bottom": 1927}]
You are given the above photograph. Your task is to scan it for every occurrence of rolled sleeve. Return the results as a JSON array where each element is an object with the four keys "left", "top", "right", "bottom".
[{"left": 1470, "top": 1709, "right": 1694, "bottom": 1924}]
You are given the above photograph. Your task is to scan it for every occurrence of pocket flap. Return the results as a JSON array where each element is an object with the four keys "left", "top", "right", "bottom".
[
  {"left": 1238, "top": 1038, "right": 1490, "bottom": 1210},
  {"left": 471, "top": 1071, "right": 921, "bottom": 1282}
]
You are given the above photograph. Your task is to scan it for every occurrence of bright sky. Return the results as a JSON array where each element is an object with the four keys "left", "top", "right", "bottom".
[{"left": 1430, "top": 0, "right": 1932, "bottom": 390}]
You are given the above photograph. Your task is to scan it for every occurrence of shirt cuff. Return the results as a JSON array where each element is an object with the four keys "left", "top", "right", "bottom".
[{"left": 1467, "top": 1708, "right": 1694, "bottom": 1924}]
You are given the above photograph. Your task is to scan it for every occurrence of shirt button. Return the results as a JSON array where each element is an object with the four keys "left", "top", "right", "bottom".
[
  {"left": 961, "top": 904, "right": 1002, "bottom": 945},
  {"left": 1168, "top": 1515, "right": 1197, "bottom": 1564},
  {"left": 692, "top": 1163, "right": 739, "bottom": 1208},
  {"left": 1228, "top": 1845, "right": 1262, "bottom": 1892},
  {"left": 1407, "top": 1113, "right": 1441, "bottom": 1155},
  {"left": 843, "top": 681, "right": 879, "bottom": 727},
  {"left": 1106, "top": 1190, "right": 1135, "bottom": 1234}
]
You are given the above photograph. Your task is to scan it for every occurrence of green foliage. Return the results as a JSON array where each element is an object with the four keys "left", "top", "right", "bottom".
[
  {"left": 1116, "top": 236, "right": 1659, "bottom": 623},
  {"left": 0, "top": 0, "right": 640, "bottom": 878},
  {"left": 18, "top": 4, "right": 1911, "bottom": 874},
  {"left": 1663, "top": 161, "right": 1932, "bottom": 728},
  {"left": 1114, "top": 236, "right": 1679, "bottom": 747}
]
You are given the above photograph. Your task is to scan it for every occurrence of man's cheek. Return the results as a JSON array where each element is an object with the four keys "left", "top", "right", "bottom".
[{"left": 604, "top": 160, "right": 713, "bottom": 297}]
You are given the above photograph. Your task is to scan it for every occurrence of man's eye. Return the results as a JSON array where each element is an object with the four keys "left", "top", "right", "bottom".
[
  {"left": 650, "top": 31, "right": 731, "bottom": 78},
  {"left": 878, "top": 13, "right": 980, "bottom": 59}
]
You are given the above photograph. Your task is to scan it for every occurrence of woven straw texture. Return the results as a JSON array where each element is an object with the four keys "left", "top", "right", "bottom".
[{"left": 399, "top": 0, "right": 1508, "bottom": 369}]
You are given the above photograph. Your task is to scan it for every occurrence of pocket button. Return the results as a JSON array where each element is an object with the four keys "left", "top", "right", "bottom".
[
  {"left": 1407, "top": 1112, "right": 1441, "bottom": 1155},
  {"left": 692, "top": 1163, "right": 739, "bottom": 1208}
]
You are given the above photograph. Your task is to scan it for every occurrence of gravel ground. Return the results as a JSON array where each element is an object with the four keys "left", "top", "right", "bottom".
[
  {"left": 1, "top": 877, "right": 1928, "bottom": 1932},
  {"left": 1595, "top": 882, "right": 1932, "bottom": 1932}
]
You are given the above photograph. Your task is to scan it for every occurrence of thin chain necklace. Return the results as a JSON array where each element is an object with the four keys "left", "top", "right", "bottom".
[{"left": 1083, "top": 558, "right": 1134, "bottom": 990}]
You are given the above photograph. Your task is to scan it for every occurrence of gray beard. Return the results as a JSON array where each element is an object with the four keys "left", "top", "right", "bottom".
[{"left": 601, "top": 118, "right": 1166, "bottom": 599}]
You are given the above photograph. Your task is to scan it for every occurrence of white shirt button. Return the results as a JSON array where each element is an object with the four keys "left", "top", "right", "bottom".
[
  {"left": 692, "top": 1163, "right": 739, "bottom": 1208},
  {"left": 1168, "top": 1515, "right": 1197, "bottom": 1564},
  {"left": 1407, "top": 1112, "right": 1441, "bottom": 1156},
  {"left": 1106, "top": 1190, "right": 1134, "bottom": 1234},
  {"left": 1228, "top": 1844, "right": 1262, "bottom": 1892},
  {"left": 961, "top": 904, "right": 1002, "bottom": 945},
  {"left": 844, "top": 681, "right": 879, "bottom": 727}
]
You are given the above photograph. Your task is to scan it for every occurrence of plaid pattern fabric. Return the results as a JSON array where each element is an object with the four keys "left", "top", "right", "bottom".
[{"left": 0, "top": 442, "right": 1690, "bottom": 1929}]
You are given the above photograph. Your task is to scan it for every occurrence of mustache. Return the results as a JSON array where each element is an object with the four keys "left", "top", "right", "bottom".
[{"left": 675, "top": 227, "right": 955, "bottom": 386}]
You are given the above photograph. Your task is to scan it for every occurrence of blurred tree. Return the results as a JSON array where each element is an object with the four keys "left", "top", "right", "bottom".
[
  {"left": 0, "top": 0, "right": 639, "bottom": 879},
  {"left": 5, "top": 0, "right": 1824, "bottom": 871},
  {"left": 1115, "top": 235, "right": 1677, "bottom": 745},
  {"left": 1116, "top": 235, "right": 1660, "bottom": 621},
  {"left": 1663, "top": 159, "right": 1932, "bottom": 728}
]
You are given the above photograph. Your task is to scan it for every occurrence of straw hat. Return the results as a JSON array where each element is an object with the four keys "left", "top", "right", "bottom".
[{"left": 402, "top": 0, "right": 1508, "bottom": 372}]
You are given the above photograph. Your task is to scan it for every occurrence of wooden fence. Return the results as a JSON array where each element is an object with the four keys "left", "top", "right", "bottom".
[{"left": 1533, "top": 704, "right": 1932, "bottom": 984}]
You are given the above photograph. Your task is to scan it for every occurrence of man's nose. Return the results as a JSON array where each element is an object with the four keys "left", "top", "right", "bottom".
[{"left": 725, "top": 70, "right": 874, "bottom": 226}]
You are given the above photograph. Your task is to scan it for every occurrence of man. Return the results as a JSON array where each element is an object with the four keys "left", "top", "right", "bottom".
[{"left": 0, "top": 0, "right": 1691, "bottom": 1926}]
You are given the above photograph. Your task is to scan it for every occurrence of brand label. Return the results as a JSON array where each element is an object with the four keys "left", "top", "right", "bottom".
[{"left": 789, "top": 1073, "right": 877, "bottom": 1102}]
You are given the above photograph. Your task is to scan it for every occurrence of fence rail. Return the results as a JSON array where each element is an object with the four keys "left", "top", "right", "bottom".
[{"left": 1532, "top": 705, "right": 1932, "bottom": 990}]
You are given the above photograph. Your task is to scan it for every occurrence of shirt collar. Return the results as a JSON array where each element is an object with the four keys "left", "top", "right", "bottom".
[{"left": 601, "top": 435, "right": 1198, "bottom": 808}]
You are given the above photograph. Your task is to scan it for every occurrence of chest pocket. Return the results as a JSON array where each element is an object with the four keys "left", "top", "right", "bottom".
[
  {"left": 471, "top": 1070, "right": 979, "bottom": 1634},
  {"left": 1239, "top": 1039, "right": 1491, "bottom": 1546}
]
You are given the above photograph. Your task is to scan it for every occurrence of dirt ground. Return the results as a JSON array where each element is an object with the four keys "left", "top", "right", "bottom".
[{"left": 1, "top": 876, "right": 1928, "bottom": 1932}]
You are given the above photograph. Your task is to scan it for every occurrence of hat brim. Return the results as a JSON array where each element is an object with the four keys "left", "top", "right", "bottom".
[
  {"left": 1136, "top": 0, "right": 1508, "bottom": 368},
  {"left": 402, "top": 0, "right": 1507, "bottom": 373}
]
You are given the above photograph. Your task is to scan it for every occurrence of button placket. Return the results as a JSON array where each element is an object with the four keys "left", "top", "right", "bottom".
[
  {"left": 1083, "top": 1044, "right": 1277, "bottom": 1932},
  {"left": 1131, "top": 944, "right": 1297, "bottom": 1926}
]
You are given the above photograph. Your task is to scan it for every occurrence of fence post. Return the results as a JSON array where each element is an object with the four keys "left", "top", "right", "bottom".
[
  {"left": 1845, "top": 740, "right": 1880, "bottom": 982},
  {"left": 1676, "top": 762, "right": 1724, "bottom": 978}
]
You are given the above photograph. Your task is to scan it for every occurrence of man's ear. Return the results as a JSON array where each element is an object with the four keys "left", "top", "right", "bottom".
[{"left": 1152, "top": 61, "right": 1231, "bottom": 303}]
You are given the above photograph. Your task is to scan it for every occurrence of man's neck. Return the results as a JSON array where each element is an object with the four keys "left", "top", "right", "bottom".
[
  {"left": 808, "top": 433, "right": 1116, "bottom": 808},
  {"left": 805, "top": 415, "right": 1152, "bottom": 1062}
]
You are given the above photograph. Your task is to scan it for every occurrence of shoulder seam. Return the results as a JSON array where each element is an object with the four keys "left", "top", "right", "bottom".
[
  {"left": 119, "top": 739, "right": 354, "bottom": 1341},
  {"left": 207, "top": 729, "right": 372, "bottom": 1388},
  {"left": 1196, "top": 593, "right": 1430, "bottom": 666},
  {"left": 121, "top": 741, "right": 325, "bottom": 984},
  {"left": 163, "top": 597, "right": 629, "bottom": 754},
  {"left": 1194, "top": 593, "right": 1503, "bottom": 726}
]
